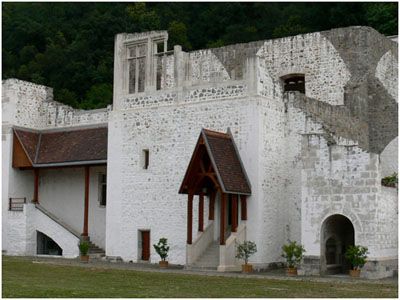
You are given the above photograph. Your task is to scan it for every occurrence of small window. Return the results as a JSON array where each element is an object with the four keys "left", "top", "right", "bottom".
[
  {"left": 156, "top": 42, "right": 164, "bottom": 54},
  {"left": 282, "top": 74, "right": 305, "bottom": 94},
  {"left": 143, "top": 149, "right": 149, "bottom": 169},
  {"left": 99, "top": 174, "right": 107, "bottom": 206}
]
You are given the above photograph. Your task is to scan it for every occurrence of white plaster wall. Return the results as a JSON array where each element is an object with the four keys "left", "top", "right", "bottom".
[
  {"left": 6, "top": 204, "right": 79, "bottom": 258},
  {"left": 380, "top": 137, "right": 398, "bottom": 178},
  {"left": 106, "top": 96, "right": 260, "bottom": 264},
  {"left": 39, "top": 166, "right": 106, "bottom": 248}
]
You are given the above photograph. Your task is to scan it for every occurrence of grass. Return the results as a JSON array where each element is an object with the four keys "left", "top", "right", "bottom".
[{"left": 2, "top": 256, "right": 398, "bottom": 298}]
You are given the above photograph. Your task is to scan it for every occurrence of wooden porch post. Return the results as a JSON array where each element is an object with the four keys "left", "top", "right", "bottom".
[
  {"left": 208, "top": 190, "right": 215, "bottom": 220},
  {"left": 240, "top": 195, "right": 247, "bottom": 220},
  {"left": 82, "top": 166, "right": 90, "bottom": 238},
  {"left": 198, "top": 192, "right": 204, "bottom": 232},
  {"left": 187, "top": 192, "right": 193, "bottom": 244},
  {"left": 220, "top": 193, "right": 226, "bottom": 245},
  {"left": 231, "top": 194, "right": 238, "bottom": 232},
  {"left": 33, "top": 168, "right": 39, "bottom": 203}
]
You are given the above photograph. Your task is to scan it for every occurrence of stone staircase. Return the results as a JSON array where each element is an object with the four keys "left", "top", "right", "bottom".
[
  {"left": 88, "top": 241, "right": 106, "bottom": 260},
  {"left": 188, "top": 241, "right": 220, "bottom": 270}
]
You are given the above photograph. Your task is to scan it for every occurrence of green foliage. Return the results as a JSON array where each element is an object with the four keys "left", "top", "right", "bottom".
[
  {"left": 345, "top": 245, "right": 368, "bottom": 270},
  {"left": 78, "top": 241, "right": 89, "bottom": 256},
  {"left": 381, "top": 172, "right": 398, "bottom": 188},
  {"left": 2, "top": 3, "right": 398, "bottom": 109},
  {"left": 168, "top": 21, "right": 191, "bottom": 50},
  {"left": 281, "top": 241, "right": 305, "bottom": 268},
  {"left": 236, "top": 240, "right": 257, "bottom": 265},
  {"left": 153, "top": 238, "right": 170, "bottom": 261}
]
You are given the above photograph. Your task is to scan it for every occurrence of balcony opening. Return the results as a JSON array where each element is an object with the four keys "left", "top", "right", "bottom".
[{"left": 281, "top": 74, "right": 305, "bottom": 94}]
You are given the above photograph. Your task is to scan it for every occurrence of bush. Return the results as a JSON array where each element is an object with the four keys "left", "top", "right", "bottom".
[
  {"left": 79, "top": 240, "right": 89, "bottom": 256},
  {"left": 345, "top": 245, "right": 368, "bottom": 270},
  {"left": 236, "top": 240, "right": 257, "bottom": 265},
  {"left": 381, "top": 172, "right": 397, "bottom": 187},
  {"left": 153, "top": 238, "right": 170, "bottom": 261},
  {"left": 282, "top": 240, "right": 305, "bottom": 268}
]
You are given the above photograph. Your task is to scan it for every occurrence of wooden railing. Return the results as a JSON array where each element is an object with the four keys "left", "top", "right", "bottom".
[{"left": 9, "top": 197, "right": 26, "bottom": 211}]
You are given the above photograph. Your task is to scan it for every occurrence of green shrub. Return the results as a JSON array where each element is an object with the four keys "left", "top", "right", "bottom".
[
  {"left": 345, "top": 245, "right": 368, "bottom": 270},
  {"left": 381, "top": 172, "right": 398, "bottom": 187},
  {"left": 79, "top": 241, "right": 89, "bottom": 256},
  {"left": 282, "top": 240, "right": 305, "bottom": 268},
  {"left": 153, "top": 238, "right": 170, "bottom": 261},
  {"left": 236, "top": 240, "right": 257, "bottom": 265}
]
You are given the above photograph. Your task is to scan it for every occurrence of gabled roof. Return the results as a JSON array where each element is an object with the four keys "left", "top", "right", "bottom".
[
  {"left": 179, "top": 128, "right": 251, "bottom": 195},
  {"left": 13, "top": 126, "right": 107, "bottom": 167}
]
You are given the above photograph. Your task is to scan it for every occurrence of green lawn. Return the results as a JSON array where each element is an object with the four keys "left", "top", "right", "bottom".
[{"left": 2, "top": 256, "right": 397, "bottom": 298}]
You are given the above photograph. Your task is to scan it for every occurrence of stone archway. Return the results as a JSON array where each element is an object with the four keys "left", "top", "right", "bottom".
[{"left": 321, "top": 214, "right": 354, "bottom": 274}]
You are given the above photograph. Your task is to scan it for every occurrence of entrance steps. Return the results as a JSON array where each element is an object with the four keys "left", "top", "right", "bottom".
[
  {"left": 88, "top": 241, "right": 106, "bottom": 260},
  {"left": 188, "top": 241, "right": 219, "bottom": 270}
]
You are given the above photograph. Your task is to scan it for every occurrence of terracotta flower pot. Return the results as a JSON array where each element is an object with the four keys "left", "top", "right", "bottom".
[
  {"left": 349, "top": 269, "right": 361, "bottom": 278},
  {"left": 287, "top": 267, "right": 298, "bottom": 276},
  {"left": 80, "top": 255, "right": 89, "bottom": 263},
  {"left": 159, "top": 260, "right": 168, "bottom": 268},
  {"left": 242, "top": 264, "right": 253, "bottom": 273}
]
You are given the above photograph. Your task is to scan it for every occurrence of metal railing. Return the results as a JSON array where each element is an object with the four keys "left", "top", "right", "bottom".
[{"left": 8, "top": 197, "right": 26, "bottom": 211}]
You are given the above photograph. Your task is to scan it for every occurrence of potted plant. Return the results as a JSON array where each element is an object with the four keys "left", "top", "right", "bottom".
[
  {"left": 79, "top": 240, "right": 90, "bottom": 263},
  {"left": 236, "top": 240, "right": 257, "bottom": 273},
  {"left": 282, "top": 240, "right": 305, "bottom": 276},
  {"left": 153, "top": 237, "right": 170, "bottom": 268},
  {"left": 345, "top": 245, "right": 368, "bottom": 277}
]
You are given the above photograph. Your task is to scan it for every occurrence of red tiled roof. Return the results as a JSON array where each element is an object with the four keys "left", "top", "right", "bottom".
[
  {"left": 13, "top": 127, "right": 107, "bottom": 166},
  {"left": 203, "top": 129, "right": 251, "bottom": 195},
  {"left": 179, "top": 128, "right": 251, "bottom": 195}
]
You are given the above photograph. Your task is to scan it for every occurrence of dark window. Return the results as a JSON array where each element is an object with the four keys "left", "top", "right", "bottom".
[
  {"left": 37, "top": 231, "right": 62, "bottom": 256},
  {"left": 143, "top": 149, "right": 149, "bottom": 169},
  {"left": 99, "top": 174, "right": 107, "bottom": 206},
  {"left": 282, "top": 74, "right": 305, "bottom": 94}
]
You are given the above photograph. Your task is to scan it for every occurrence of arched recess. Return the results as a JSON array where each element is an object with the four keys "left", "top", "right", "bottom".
[
  {"left": 320, "top": 214, "right": 354, "bottom": 274},
  {"left": 37, "top": 231, "right": 63, "bottom": 256}
]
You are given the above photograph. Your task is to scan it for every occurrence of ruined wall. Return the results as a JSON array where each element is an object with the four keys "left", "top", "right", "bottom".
[{"left": 2, "top": 79, "right": 109, "bottom": 130}]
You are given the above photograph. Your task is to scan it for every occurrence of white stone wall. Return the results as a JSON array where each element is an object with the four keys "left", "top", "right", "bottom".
[
  {"left": 375, "top": 50, "right": 398, "bottom": 102},
  {"left": 106, "top": 96, "right": 260, "bottom": 264},
  {"left": 257, "top": 32, "right": 351, "bottom": 105},
  {"left": 39, "top": 166, "right": 107, "bottom": 248},
  {"left": 2, "top": 79, "right": 108, "bottom": 130}
]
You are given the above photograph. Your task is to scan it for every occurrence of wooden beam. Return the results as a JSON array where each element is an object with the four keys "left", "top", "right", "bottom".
[
  {"left": 82, "top": 166, "right": 90, "bottom": 238},
  {"left": 208, "top": 190, "right": 216, "bottom": 220},
  {"left": 240, "top": 195, "right": 247, "bottom": 221},
  {"left": 33, "top": 168, "right": 39, "bottom": 203},
  {"left": 187, "top": 193, "right": 193, "bottom": 244},
  {"left": 198, "top": 192, "right": 204, "bottom": 232},
  {"left": 220, "top": 193, "right": 226, "bottom": 245},
  {"left": 231, "top": 194, "right": 238, "bottom": 232}
]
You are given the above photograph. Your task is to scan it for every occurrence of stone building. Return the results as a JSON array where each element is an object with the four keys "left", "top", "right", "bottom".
[{"left": 2, "top": 26, "right": 398, "bottom": 279}]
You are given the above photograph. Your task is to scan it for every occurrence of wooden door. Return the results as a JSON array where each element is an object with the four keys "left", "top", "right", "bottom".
[{"left": 141, "top": 231, "right": 150, "bottom": 260}]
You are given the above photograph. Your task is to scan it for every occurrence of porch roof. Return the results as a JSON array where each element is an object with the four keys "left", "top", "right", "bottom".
[
  {"left": 179, "top": 128, "right": 251, "bottom": 195},
  {"left": 13, "top": 126, "right": 107, "bottom": 167}
]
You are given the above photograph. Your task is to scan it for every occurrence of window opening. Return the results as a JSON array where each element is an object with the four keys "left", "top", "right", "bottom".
[
  {"left": 99, "top": 174, "right": 107, "bottom": 206},
  {"left": 37, "top": 231, "right": 62, "bottom": 256},
  {"left": 282, "top": 74, "right": 305, "bottom": 94},
  {"left": 143, "top": 149, "right": 149, "bottom": 169}
]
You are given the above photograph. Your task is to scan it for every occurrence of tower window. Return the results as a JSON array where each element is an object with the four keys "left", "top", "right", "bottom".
[
  {"left": 128, "top": 43, "right": 147, "bottom": 94},
  {"left": 282, "top": 74, "right": 305, "bottom": 94}
]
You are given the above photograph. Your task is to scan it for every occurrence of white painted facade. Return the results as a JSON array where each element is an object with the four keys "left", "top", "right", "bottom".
[{"left": 2, "top": 26, "right": 398, "bottom": 278}]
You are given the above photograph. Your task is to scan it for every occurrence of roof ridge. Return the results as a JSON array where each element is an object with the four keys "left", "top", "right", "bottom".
[{"left": 34, "top": 132, "right": 42, "bottom": 164}]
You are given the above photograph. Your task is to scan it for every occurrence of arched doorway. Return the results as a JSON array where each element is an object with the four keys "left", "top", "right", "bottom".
[{"left": 321, "top": 214, "right": 354, "bottom": 274}]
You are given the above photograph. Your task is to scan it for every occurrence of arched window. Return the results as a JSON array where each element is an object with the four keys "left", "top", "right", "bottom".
[{"left": 281, "top": 74, "right": 305, "bottom": 94}]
